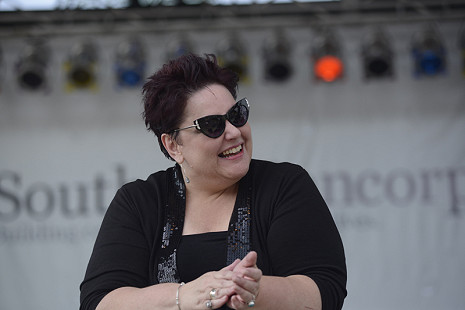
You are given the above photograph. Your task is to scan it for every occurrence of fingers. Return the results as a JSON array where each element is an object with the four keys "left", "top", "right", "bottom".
[
  {"left": 227, "top": 292, "right": 256, "bottom": 309},
  {"left": 181, "top": 270, "right": 237, "bottom": 310},
  {"left": 233, "top": 272, "right": 260, "bottom": 293},
  {"left": 234, "top": 251, "right": 257, "bottom": 269},
  {"left": 208, "top": 295, "right": 229, "bottom": 309},
  {"left": 226, "top": 271, "right": 261, "bottom": 309},
  {"left": 182, "top": 252, "right": 261, "bottom": 310},
  {"left": 227, "top": 251, "right": 262, "bottom": 309},
  {"left": 224, "top": 258, "right": 241, "bottom": 271},
  {"left": 233, "top": 265, "right": 262, "bottom": 282}
]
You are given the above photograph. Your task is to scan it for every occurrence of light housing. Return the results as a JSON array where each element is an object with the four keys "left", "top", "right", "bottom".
[
  {"left": 362, "top": 28, "right": 394, "bottom": 79},
  {"left": 217, "top": 32, "right": 250, "bottom": 83},
  {"left": 262, "top": 29, "right": 293, "bottom": 82},
  {"left": 166, "top": 35, "right": 194, "bottom": 61},
  {"left": 460, "top": 25, "right": 465, "bottom": 77},
  {"left": 0, "top": 44, "right": 3, "bottom": 90},
  {"left": 16, "top": 39, "right": 50, "bottom": 91},
  {"left": 115, "top": 38, "right": 146, "bottom": 87},
  {"left": 311, "top": 29, "right": 344, "bottom": 82},
  {"left": 412, "top": 25, "right": 446, "bottom": 77},
  {"left": 64, "top": 40, "right": 98, "bottom": 90}
]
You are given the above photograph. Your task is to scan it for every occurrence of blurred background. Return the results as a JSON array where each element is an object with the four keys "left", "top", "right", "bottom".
[{"left": 0, "top": 0, "right": 464, "bottom": 309}]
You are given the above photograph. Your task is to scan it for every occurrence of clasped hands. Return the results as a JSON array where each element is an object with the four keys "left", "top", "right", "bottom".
[{"left": 180, "top": 251, "right": 262, "bottom": 310}]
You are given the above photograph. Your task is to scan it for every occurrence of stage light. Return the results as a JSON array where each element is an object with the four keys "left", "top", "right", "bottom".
[
  {"left": 362, "top": 28, "right": 394, "bottom": 79},
  {"left": 460, "top": 25, "right": 465, "bottom": 77},
  {"left": 311, "top": 29, "right": 344, "bottom": 82},
  {"left": 0, "top": 45, "right": 3, "bottom": 90},
  {"left": 217, "top": 32, "right": 250, "bottom": 83},
  {"left": 64, "top": 40, "right": 98, "bottom": 91},
  {"left": 166, "top": 35, "right": 194, "bottom": 61},
  {"left": 16, "top": 39, "right": 50, "bottom": 91},
  {"left": 412, "top": 25, "right": 446, "bottom": 77},
  {"left": 262, "top": 29, "right": 293, "bottom": 82},
  {"left": 115, "top": 38, "right": 146, "bottom": 87}
]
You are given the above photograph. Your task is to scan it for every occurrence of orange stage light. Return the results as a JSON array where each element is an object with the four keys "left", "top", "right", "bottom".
[{"left": 314, "top": 55, "right": 343, "bottom": 82}]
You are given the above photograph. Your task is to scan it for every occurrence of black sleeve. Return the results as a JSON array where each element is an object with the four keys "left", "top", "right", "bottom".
[
  {"left": 263, "top": 163, "right": 347, "bottom": 310},
  {"left": 79, "top": 181, "right": 158, "bottom": 310}
]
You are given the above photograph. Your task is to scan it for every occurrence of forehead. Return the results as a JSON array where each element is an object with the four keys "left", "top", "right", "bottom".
[{"left": 184, "top": 84, "right": 236, "bottom": 119}]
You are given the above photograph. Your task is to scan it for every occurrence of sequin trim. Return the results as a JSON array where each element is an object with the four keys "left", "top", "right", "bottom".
[
  {"left": 157, "top": 251, "right": 178, "bottom": 283},
  {"left": 227, "top": 185, "right": 252, "bottom": 265}
]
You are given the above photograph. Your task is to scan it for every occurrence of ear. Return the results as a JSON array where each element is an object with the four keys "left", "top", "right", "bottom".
[{"left": 161, "top": 133, "right": 184, "bottom": 163}]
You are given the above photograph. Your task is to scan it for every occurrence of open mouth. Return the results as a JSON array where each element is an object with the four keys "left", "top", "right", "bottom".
[{"left": 219, "top": 144, "right": 243, "bottom": 158}]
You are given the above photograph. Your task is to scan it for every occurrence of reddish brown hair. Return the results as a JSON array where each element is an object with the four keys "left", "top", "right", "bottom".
[{"left": 142, "top": 54, "right": 239, "bottom": 160}]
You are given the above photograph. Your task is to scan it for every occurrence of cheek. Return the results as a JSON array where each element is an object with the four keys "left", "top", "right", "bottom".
[{"left": 242, "top": 124, "right": 253, "bottom": 142}]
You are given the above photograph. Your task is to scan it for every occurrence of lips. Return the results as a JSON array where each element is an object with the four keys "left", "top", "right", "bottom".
[{"left": 219, "top": 144, "right": 243, "bottom": 158}]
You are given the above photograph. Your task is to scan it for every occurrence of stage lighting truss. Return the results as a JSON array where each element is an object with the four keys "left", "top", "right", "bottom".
[
  {"left": 311, "top": 29, "right": 344, "bottom": 83},
  {"left": 411, "top": 25, "right": 446, "bottom": 77},
  {"left": 64, "top": 40, "right": 98, "bottom": 91},
  {"left": 262, "top": 29, "right": 293, "bottom": 83},
  {"left": 15, "top": 39, "right": 50, "bottom": 91},
  {"left": 217, "top": 32, "right": 250, "bottom": 83},
  {"left": 115, "top": 38, "right": 146, "bottom": 88},
  {"left": 362, "top": 28, "right": 394, "bottom": 80},
  {"left": 165, "top": 34, "right": 195, "bottom": 61}
]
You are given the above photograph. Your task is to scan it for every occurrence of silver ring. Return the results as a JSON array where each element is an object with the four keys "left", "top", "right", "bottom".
[
  {"left": 248, "top": 294, "right": 256, "bottom": 307},
  {"left": 209, "top": 288, "right": 217, "bottom": 299},
  {"left": 206, "top": 300, "right": 213, "bottom": 309}
]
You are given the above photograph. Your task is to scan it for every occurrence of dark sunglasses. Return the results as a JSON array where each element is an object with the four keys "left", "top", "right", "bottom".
[{"left": 172, "top": 98, "right": 250, "bottom": 138}]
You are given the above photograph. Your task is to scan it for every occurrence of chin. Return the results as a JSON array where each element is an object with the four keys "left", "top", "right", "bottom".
[{"left": 229, "top": 156, "right": 251, "bottom": 180}]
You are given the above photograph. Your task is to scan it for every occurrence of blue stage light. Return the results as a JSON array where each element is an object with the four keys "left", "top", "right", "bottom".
[
  {"left": 412, "top": 26, "right": 446, "bottom": 77},
  {"left": 166, "top": 35, "right": 194, "bottom": 61},
  {"left": 115, "top": 38, "right": 146, "bottom": 88}
]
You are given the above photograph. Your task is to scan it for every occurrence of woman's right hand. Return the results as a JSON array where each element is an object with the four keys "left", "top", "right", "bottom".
[{"left": 179, "top": 259, "right": 241, "bottom": 309}]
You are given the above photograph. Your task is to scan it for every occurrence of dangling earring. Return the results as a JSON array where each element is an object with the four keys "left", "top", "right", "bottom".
[{"left": 180, "top": 163, "right": 190, "bottom": 184}]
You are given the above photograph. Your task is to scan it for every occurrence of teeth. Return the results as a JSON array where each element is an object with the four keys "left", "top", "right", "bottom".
[{"left": 222, "top": 145, "right": 242, "bottom": 157}]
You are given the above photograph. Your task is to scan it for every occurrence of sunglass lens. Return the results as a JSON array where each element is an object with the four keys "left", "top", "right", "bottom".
[
  {"left": 198, "top": 116, "right": 225, "bottom": 138},
  {"left": 228, "top": 99, "right": 249, "bottom": 127}
]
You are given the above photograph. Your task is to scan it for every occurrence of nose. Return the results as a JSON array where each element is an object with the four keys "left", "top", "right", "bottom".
[{"left": 223, "top": 120, "right": 242, "bottom": 140}]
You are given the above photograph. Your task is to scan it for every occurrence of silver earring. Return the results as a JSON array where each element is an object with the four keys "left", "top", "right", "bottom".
[{"left": 180, "top": 163, "right": 190, "bottom": 183}]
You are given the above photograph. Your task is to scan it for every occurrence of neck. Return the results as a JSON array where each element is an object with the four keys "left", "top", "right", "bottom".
[{"left": 186, "top": 179, "right": 239, "bottom": 203}]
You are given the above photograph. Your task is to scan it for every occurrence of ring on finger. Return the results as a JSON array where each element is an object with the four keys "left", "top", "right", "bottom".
[
  {"left": 209, "top": 288, "right": 218, "bottom": 299},
  {"left": 206, "top": 300, "right": 213, "bottom": 309},
  {"left": 248, "top": 294, "right": 256, "bottom": 307}
]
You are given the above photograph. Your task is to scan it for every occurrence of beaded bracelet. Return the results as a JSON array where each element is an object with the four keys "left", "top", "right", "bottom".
[{"left": 176, "top": 282, "right": 185, "bottom": 310}]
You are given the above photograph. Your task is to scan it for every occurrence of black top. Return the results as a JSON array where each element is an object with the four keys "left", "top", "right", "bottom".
[
  {"left": 80, "top": 159, "right": 347, "bottom": 310},
  {"left": 177, "top": 231, "right": 228, "bottom": 283}
]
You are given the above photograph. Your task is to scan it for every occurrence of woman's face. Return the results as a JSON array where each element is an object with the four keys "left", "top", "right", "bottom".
[{"left": 176, "top": 84, "right": 253, "bottom": 188}]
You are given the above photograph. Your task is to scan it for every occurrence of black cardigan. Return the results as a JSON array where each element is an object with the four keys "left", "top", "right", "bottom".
[{"left": 80, "top": 159, "right": 347, "bottom": 310}]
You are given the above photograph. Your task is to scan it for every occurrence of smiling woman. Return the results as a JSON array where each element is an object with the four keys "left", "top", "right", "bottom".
[{"left": 80, "top": 53, "right": 347, "bottom": 310}]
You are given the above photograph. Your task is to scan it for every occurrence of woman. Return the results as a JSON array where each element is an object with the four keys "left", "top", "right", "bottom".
[{"left": 80, "top": 54, "right": 347, "bottom": 310}]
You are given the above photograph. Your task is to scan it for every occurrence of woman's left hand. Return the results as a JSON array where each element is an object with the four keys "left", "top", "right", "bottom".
[{"left": 227, "top": 251, "right": 262, "bottom": 309}]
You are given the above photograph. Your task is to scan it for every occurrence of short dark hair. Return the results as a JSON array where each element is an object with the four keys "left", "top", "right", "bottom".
[{"left": 142, "top": 53, "right": 239, "bottom": 160}]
